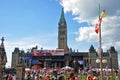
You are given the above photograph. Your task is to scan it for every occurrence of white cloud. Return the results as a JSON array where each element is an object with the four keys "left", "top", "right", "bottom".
[
  {"left": 75, "top": 16, "right": 120, "bottom": 52},
  {"left": 61, "top": 0, "right": 120, "bottom": 22},
  {"left": 61, "top": 0, "right": 120, "bottom": 52},
  {"left": 76, "top": 26, "right": 97, "bottom": 42}
]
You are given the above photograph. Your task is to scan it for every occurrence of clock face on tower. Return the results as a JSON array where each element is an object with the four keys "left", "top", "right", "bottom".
[{"left": 61, "top": 23, "right": 64, "bottom": 26}]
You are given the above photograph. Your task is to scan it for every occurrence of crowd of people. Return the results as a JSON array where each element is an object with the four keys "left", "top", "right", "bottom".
[
  {"left": 23, "top": 67, "right": 120, "bottom": 80},
  {"left": 3, "top": 74, "right": 16, "bottom": 80},
  {"left": 2, "top": 67, "right": 120, "bottom": 80}
]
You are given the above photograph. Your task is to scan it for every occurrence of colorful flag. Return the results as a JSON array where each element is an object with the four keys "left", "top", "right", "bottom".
[
  {"left": 95, "top": 20, "right": 99, "bottom": 34},
  {"left": 94, "top": 10, "right": 106, "bottom": 34},
  {"left": 101, "top": 10, "right": 106, "bottom": 18},
  {"left": 95, "top": 18, "right": 101, "bottom": 34}
]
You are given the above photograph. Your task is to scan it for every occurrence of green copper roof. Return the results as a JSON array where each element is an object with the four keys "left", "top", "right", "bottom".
[{"left": 60, "top": 8, "right": 66, "bottom": 22}]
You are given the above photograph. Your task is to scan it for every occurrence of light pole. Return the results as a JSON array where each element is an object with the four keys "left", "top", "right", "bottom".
[
  {"left": 96, "top": 58, "right": 100, "bottom": 75},
  {"left": 96, "top": 58, "right": 107, "bottom": 78},
  {"left": 73, "top": 59, "right": 77, "bottom": 74},
  {"left": 96, "top": 59, "right": 101, "bottom": 69},
  {"left": 102, "top": 59, "right": 107, "bottom": 76},
  {"left": 96, "top": 6, "right": 106, "bottom": 79}
]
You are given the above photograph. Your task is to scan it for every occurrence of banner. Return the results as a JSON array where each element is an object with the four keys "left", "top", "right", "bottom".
[{"left": 32, "top": 49, "right": 65, "bottom": 56}]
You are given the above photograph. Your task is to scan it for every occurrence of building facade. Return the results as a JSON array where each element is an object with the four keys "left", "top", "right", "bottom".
[
  {"left": 11, "top": 8, "right": 119, "bottom": 70},
  {"left": 11, "top": 46, "right": 119, "bottom": 70}
]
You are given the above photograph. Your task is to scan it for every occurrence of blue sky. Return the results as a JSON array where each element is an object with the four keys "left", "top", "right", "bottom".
[{"left": 0, "top": 0, "right": 120, "bottom": 67}]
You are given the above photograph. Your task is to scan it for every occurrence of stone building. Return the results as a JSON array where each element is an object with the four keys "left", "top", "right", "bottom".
[
  {"left": 88, "top": 45, "right": 118, "bottom": 69},
  {"left": 11, "top": 48, "right": 31, "bottom": 68},
  {"left": 11, "top": 8, "right": 119, "bottom": 70}
]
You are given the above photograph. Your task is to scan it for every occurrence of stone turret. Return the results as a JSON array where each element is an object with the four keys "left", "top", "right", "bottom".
[
  {"left": 107, "top": 46, "right": 118, "bottom": 69},
  {"left": 88, "top": 45, "right": 97, "bottom": 68},
  {"left": 89, "top": 45, "right": 96, "bottom": 53},
  {"left": 11, "top": 47, "right": 20, "bottom": 68},
  {"left": 0, "top": 37, "right": 7, "bottom": 78}
]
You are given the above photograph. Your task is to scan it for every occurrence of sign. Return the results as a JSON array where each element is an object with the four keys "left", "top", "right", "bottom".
[{"left": 32, "top": 49, "right": 65, "bottom": 56}]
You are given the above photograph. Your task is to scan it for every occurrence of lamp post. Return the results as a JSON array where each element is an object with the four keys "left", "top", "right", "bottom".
[
  {"left": 96, "top": 59, "right": 100, "bottom": 65},
  {"left": 96, "top": 58, "right": 107, "bottom": 79},
  {"left": 96, "top": 59, "right": 100, "bottom": 75},
  {"left": 73, "top": 59, "right": 76, "bottom": 73},
  {"left": 73, "top": 60, "right": 75, "bottom": 68}
]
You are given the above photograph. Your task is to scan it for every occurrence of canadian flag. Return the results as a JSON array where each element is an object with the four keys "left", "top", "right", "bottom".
[
  {"left": 95, "top": 18, "right": 102, "bottom": 34},
  {"left": 95, "top": 10, "right": 106, "bottom": 34}
]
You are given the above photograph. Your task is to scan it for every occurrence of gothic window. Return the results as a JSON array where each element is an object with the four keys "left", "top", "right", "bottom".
[
  {"left": 59, "top": 31, "right": 65, "bottom": 35},
  {"left": 59, "top": 37, "right": 61, "bottom": 40},
  {"left": 59, "top": 32, "right": 61, "bottom": 35},
  {"left": 63, "top": 38, "right": 64, "bottom": 41},
  {"left": 62, "top": 31, "right": 65, "bottom": 35},
  {"left": 61, "top": 23, "right": 64, "bottom": 26}
]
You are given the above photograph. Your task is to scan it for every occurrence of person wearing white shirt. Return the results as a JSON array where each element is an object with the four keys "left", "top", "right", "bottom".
[{"left": 12, "top": 74, "right": 16, "bottom": 80}]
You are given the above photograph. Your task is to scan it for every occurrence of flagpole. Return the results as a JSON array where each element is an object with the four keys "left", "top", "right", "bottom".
[{"left": 98, "top": 4, "right": 103, "bottom": 80}]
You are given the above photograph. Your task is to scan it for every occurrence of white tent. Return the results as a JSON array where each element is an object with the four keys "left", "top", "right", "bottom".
[{"left": 62, "top": 66, "right": 73, "bottom": 70}]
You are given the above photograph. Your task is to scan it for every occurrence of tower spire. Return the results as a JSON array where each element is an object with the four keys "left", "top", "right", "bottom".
[
  {"left": 1, "top": 37, "right": 4, "bottom": 47},
  {"left": 60, "top": 8, "right": 66, "bottom": 22}
]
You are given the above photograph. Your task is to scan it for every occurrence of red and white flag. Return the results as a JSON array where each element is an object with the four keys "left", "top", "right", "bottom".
[
  {"left": 94, "top": 10, "right": 106, "bottom": 34},
  {"left": 94, "top": 18, "right": 101, "bottom": 34}
]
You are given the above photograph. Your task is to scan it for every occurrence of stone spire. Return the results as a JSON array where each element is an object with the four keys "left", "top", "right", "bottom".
[
  {"left": 89, "top": 45, "right": 95, "bottom": 52},
  {"left": 0, "top": 37, "right": 7, "bottom": 77},
  {"left": 0, "top": 37, "right": 7, "bottom": 62},
  {"left": 60, "top": 8, "right": 66, "bottom": 22},
  {"left": 1, "top": 37, "right": 4, "bottom": 47}
]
